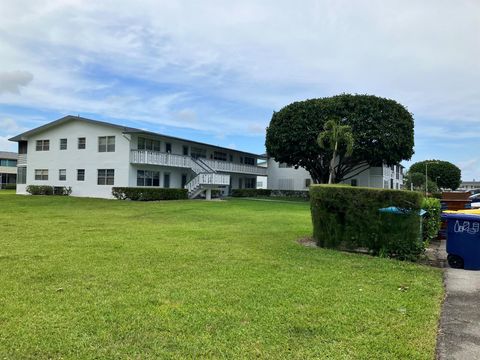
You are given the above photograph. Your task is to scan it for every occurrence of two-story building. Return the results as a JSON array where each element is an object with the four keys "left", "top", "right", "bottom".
[
  {"left": 0, "top": 151, "right": 17, "bottom": 189},
  {"left": 266, "top": 158, "right": 404, "bottom": 190},
  {"left": 9, "top": 116, "right": 267, "bottom": 199}
]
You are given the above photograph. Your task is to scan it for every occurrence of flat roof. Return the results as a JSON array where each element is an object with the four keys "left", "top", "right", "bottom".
[
  {"left": 0, "top": 151, "right": 18, "bottom": 160},
  {"left": 9, "top": 115, "right": 266, "bottom": 158}
]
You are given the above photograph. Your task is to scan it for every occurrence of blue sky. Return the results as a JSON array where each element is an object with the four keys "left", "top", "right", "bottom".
[{"left": 1, "top": 1, "right": 479, "bottom": 179}]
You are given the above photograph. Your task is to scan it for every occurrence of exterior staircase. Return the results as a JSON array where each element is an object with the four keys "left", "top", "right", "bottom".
[{"left": 186, "top": 158, "right": 230, "bottom": 199}]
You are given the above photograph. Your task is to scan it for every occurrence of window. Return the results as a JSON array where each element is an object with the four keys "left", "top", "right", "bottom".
[
  {"left": 244, "top": 157, "right": 255, "bottom": 165},
  {"left": 59, "top": 169, "right": 66, "bottom": 181},
  {"left": 305, "top": 179, "right": 311, "bottom": 188},
  {"left": 163, "top": 173, "right": 170, "bottom": 188},
  {"left": 183, "top": 146, "right": 189, "bottom": 156},
  {"left": 279, "top": 162, "right": 292, "bottom": 168},
  {"left": 60, "top": 138, "right": 67, "bottom": 150},
  {"left": 0, "top": 159, "right": 17, "bottom": 167},
  {"left": 351, "top": 179, "right": 358, "bottom": 187},
  {"left": 138, "top": 137, "right": 160, "bottom": 151},
  {"left": 78, "top": 137, "right": 86, "bottom": 149},
  {"left": 98, "top": 136, "right": 115, "bottom": 152},
  {"left": 181, "top": 174, "right": 188, "bottom": 188},
  {"left": 77, "top": 169, "right": 85, "bottom": 181},
  {"left": 214, "top": 151, "right": 227, "bottom": 161},
  {"left": 137, "top": 170, "right": 160, "bottom": 186},
  {"left": 191, "top": 147, "right": 206, "bottom": 159},
  {"left": 17, "top": 167, "right": 26, "bottom": 184},
  {"left": 165, "top": 143, "right": 172, "bottom": 153},
  {"left": 245, "top": 178, "right": 256, "bottom": 189},
  {"left": 36, "top": 140, "right": 49, "bottom": 151},
  {"left": 229, "top": 154, "right": 233, "bottom": 162},
  {"left": 35, "top": 169, "right": 48, "bottom": 181},
  {"left": 97, "top": 169, "right": 114, "bottom": 185}
]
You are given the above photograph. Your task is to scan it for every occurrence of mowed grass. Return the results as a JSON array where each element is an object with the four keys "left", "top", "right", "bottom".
[{"left": 0, "top": 192, "right": 443, "bottom": 359}]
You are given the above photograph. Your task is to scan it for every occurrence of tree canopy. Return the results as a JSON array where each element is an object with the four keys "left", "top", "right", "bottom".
[
  {"left": 408, "top": 160, "right": 461, "bottom": 190},
  {"left": 265, "top": 94, "right": 415, "bottom": 183}
]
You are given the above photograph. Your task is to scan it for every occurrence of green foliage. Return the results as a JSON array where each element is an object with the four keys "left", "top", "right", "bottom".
[
  {"left": 231, "top": 189, "right": 272, "bottom": 197},
  {"left": 26, "top": 185, "right": 54, "bottom": 195},
  {"left": 53, "top": 186, "right": 72, "bottom": 196},
  {"left": 266, "top": 94, "right": 414, "bottom": 183},
  {"left": 112, "top": 187, "right": 188, "bottom": 201},
  {"left": 409, "top": 160, "right": 461, "bottom": 190},
  {"left": 421, "top": 197, "right": 441, "bottom": 243},
  {"left": 317, "top": 118, "right": 354, "bottom": 183},
  {"left": 405, "top": 172, "right": 426, "bottom": 189},
  {"left": 310, "top": 185, "right": 424, "bottom": 261},
  {"left": 2, "top": 184, "right": 16, "bottom": 190}
]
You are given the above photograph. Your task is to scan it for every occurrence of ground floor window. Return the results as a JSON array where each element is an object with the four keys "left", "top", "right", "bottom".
[
  {"left": 17, "top": 167, "right": 26, "bottom": 184},
  {"left": 137, "top": 170, "right": 160, "bottom": 186},
  {"left": 181, "top": 174, "right": 188, "bottom": 188},
  {"left": 77, "top": 169, "right": 85, "bottom": 181},
  {"left": 35, "top": 169, "right": 48, "bottom": 181},
  {"left": 245, "top": 178, "right": 256, "bottom": 189},
  {"left": 305, "top": 179, "right": 311, "bottom": 188},
  {"left": 59, "top": 169, "right": 66, "bottom": 181},
  {"left": 97, "top": 169, "right": 114, "bottom": 185},
  {"left": 351, "top": 179, "right": 358, "bottom": 187}
]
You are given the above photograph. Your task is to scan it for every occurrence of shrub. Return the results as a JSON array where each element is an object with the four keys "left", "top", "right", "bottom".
[
  {"left": 310, "top": 185, "right": 424, "bottom": 261},
  {"left": 231, "top": 189, "right": 272, "bottom": 197},
  {"left": 422, "top": 197, "right": 441, "bottom": 244},
  {"left": 112, "top": 187, "right": 188, "bottom": 201},
  {"left": 53, "top": 186, "right": 72, "bottom": 196},
  {"left": 26, "top": 185, "right": 54, "bottom": 195},
  {"left": 271, "top": 190, "right": 309, "bottom": 199}
]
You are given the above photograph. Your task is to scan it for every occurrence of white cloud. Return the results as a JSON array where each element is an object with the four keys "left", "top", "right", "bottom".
[{"left": 0, "top": 71, "right": 33, "bottom": 94}]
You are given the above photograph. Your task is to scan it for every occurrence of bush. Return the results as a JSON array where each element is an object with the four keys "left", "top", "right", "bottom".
[
  {"left": 53, "top": 186, "right": 72, "bottom": 196},
  {"left": 271, "top": 190, "right": 309, "bottom": 199},
  {"left": 422, "top": 197, "right": 441, "bottom": 244},
  {"left": 112, "top": 187, "right": 188, "bottom": 201},
  {"left": 231, "top": 189, "right": 272, "bottom": 197},
  {"left": 310, "top": 185, "right": 424, "bottom": 261},
  {"left": 26, "top": 185, "right": 54, "bottom": 195}
]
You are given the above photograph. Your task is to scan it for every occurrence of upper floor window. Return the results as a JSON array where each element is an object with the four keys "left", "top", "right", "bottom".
[
  {"left": 97, "top": 169, "right": 114, "bottom": 185},
  {"left": 36, "top": 140, "right": 49, "bottom": 151},
  {"left": 191, "top": 147, "right": 206, "bottom": 159},
  {"left": 165, "top": 143, "right": 172, "bottom": 153},
  {"left": 98, "top": 136, "right": 115, "bottom": 152},
  {"left": 278, "top": 162, "right": 292, "bottom": 168},
  {"left": 78, "top": 137, "right": 86, "bottom": 149},
  {"left": 0, "top": 159, "right": 17, "bottom": 167},
  {"left": 244, "top": 157, "right": 255, "bottom": 166},
  {"left": 214, "top": 151, "right": 227, "bottom": 161},
  {"left": 183, "top": 146, "right": 189, "bottom": 156},
  {"left": 60, "top": 138, "right": 67, "bottom": 150},
  {"left": 35, "top": 169, "right": 48, "bottom": 181},
  {"left": 138, "top": 137, "right": 160, "bottom": 151},
  {"left": 59, "top": 169, "right": 66, "bottom": 181}
]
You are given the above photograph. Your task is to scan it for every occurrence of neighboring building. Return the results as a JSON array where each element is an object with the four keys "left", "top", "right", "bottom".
[
  {"left": 267, "top": 158, "right": 404, "bottom": 190},
  {"left": 0, "top": 151, "right": 17, "bottom": 188},
  {"left": 459, "top": 180, "right": 480, "bottom": 191},
  {"left": 9, "top": 116, "right": 267, "bottom": 199}
]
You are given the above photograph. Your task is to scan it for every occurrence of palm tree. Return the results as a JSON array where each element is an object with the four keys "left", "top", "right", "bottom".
[{"left": 317, "top": 119, "right": 354, "bottom": 184}]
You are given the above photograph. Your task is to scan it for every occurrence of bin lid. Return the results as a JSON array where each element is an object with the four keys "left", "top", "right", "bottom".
[
  {"left": 441, "top": 212, "right": 480, "bottom": 221},
  {"left": 379, "top": 206, "right": 426, "bottom": 216}
]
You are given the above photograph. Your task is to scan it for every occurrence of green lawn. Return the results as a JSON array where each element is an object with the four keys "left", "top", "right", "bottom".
[{"left": 0, "top": 193, "right": 443, "bottom": 359}]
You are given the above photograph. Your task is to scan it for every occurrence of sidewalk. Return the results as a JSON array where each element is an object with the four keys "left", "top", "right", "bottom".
[{"left": 436, "top": 268, "right": 480, "bottom": 359}]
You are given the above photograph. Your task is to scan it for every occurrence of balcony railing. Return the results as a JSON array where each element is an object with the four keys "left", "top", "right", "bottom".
[
  {"left": 202, "top": 159, "right": 267, "bottom": 176},
  {"left": 130, "top": 150, "right": 267, "bottom": 176},
  {"left": 17, "top": 154, "right": 27, "bottom": 166}
]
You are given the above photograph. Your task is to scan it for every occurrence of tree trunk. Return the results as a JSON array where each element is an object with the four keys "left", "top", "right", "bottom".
[{"left": 328, "top": 141, "right": 338, "bottom": 184}]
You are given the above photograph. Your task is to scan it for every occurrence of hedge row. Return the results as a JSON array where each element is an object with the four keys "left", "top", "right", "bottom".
[
  {"left": 422, "top": 197, "right": 441, "bottom": 244},
  {"left": 112, "top": 187, "right": 188, "bottom": 201},
  {"left": 231, "top": 189, "right": 309, "bottom": 199},
  {"left": 310, "top": 185, "right": 424, "bottom": 261},
  {"left": 1, "top": 184, "right": 16, "bottom": 190},
  {"left": 26, "top": 185, "right": 72, "bottom": 196}
]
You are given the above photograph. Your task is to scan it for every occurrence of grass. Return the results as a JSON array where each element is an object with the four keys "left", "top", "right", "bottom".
[{"left": 0, "top": 192, "right": 443, "bottom": 359}]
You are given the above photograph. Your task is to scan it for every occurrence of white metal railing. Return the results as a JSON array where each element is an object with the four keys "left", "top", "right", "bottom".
[
  {"left": 185, "top": 173, "right": 230, "bottom": 194},
  {"left": 17, "top": 154, "right": 27, "bottom": 166},
  {"left": 202, "top": 159, "right": 267, "bottom": 176},
  {"left": 130, "top": 150, "right": 191, "bottom": 168}
]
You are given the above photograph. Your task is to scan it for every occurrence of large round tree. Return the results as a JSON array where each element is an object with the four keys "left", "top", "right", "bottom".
[
  {"left": 408, "top": 160, "right": 461, "bottom": 190},
  {"left": 265, "top": 94, "right": 415, "bottom": 183}
]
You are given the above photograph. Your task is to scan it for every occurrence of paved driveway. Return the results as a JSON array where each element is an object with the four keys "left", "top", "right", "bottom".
[{"left": 436, "top": 269, "right": 480, "bottom": 359}]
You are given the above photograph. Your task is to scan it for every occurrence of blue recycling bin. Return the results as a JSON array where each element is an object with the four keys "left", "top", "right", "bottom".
[{"left": 442, "top": 213, "right": 480, "bottom": 270}]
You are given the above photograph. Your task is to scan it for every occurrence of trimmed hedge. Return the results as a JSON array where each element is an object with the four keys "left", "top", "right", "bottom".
[
  {"left": 422, "top": 197, "right": 441, "bottom": 244},
  {"left": 26, "top": 185, "right": 72, "bottom": 196},
  {"left": 310, "top": 185, "right": 424, "bottom": 261},
  {"left": 112, "top": 187, "right": 188, "bottom": 201},
  {"left": 231, "top": 189, "right": 272, "bottom": 197}
]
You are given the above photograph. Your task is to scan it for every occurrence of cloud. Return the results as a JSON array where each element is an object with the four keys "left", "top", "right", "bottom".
[{"left": 0, "top": 71, "right": 33, "bottom": 94}]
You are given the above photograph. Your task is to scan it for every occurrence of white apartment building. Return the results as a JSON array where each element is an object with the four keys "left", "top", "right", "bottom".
[
  {"left": 10, "top": 116, "right": 267, "bottom": 199},
  {"left": 0, "top": 151, "right": 17, "bottom": 188},
  {"left": 267, "top": 158, "right": 404, "bottom": 191}
]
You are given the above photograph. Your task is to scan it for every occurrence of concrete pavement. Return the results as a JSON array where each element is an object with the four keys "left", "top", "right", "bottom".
[{"left": 436, "top": 268, "right": 480, "bottom": 359}]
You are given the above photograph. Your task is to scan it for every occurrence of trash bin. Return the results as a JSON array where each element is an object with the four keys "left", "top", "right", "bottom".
[{"left": 442, "top": 212, "right": 480, "bottom": 270}]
